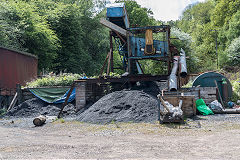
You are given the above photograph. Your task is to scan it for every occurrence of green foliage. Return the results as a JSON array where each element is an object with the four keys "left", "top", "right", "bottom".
[
  {"left": 171, "top": 28, "right": 200, "bottom": 73},
  {"left": 34, "top": 0, "right": 109, "bottom": 75},
  {"left": 59, "top": 118, "right": 65, "bottom": 123},
  {"left": 226, "top": 36, "right": 240, "bottom": 65},
  {"left": 0, "top": 0, "right": 59, "bottom": 69},
  {"left": 173, "top": 0, "right": 240, "bottom": 72},
  {"left": 25, "top": 73, "right": 84, "bottom": 87},
  {"left": 211, "top": 0, "right": 240, "bottom": 27},
  {"left": 0, "top": 108, "right": 7, "bottom": 116},
  {"left": 1, "top": 0, "right": 239, "bottom": 76},
  {"left": 0, "top": 0, "right": 108, "bottom": 75},
  {"left": 116, "top": 0, "right": 154, "bottom": 26},
  {"left": 227, "top": 11, "right": 240, "bottom": 41},
  {"left": 182, "top": 80, "right": 193, "bottom": 88},
  {"left": 53, "top": 118, "right": 65, "bottom": 123},
  {"left": 231, "top": 79, "right": 240, "bottom": 102}
]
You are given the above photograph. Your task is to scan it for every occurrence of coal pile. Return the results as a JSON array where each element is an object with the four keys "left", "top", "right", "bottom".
[
  {"left": 4, "top": 98, "right": 75, "bottom": 118},
  {"left": 77, "top": 90, "right": 159, "bottom": 123}
]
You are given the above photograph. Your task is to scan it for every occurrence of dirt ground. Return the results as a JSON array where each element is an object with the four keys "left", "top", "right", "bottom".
[{"left": 1, "top": 114, "right": 240, "bottom": 159}]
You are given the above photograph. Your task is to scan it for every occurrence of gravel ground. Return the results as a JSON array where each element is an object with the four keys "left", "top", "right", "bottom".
[
  {"left": 2, "top": 86, "right": 240, "bottom": 159},
  {"left": 1, "top": 114, "right": 240, "bottom": 159}
]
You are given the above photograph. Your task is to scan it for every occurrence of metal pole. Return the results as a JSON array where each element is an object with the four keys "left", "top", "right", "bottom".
[
  {"left": 169, "top": 56, "right": 179, "bottom": 91},
  {"left": 215, "top": 31, "right": 218, "bottom": 69},
  {"left": 210, "top": 29, "right": 218, "bottom": 69},
  {"left": 179, "top": 48, "right": 187, "bottom": 78}
]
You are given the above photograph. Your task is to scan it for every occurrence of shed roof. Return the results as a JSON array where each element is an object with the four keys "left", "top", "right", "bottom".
[{"left": 0, "top": 46, "right": 38, "bottom": 59}]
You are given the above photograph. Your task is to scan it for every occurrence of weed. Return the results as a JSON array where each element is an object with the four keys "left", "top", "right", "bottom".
[
  {"left": 0, "top": 108, "right": 7, "bottom": 116},
  {"left": 52, "top": 118, "right": 65, "bottom": 123},
  {"left": 231, "top": 78, "right": 240, "bottom": 103},
  {"left": 59, "top": 118, "right": 65, "bottom": 123},
  {"left": 25, "top": 73, "right": 84, "bottom": 87}
]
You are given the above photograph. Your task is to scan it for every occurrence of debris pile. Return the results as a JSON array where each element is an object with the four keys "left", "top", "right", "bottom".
[
  {"left": 161, "top": 101, "right": 183, "bottom": 119},
  {"left": 4, "top": 89, "right": 161, "bottom": 124},
  {"left": 77, "top": 90, "right": 159, "bottom": 123},
  {"left": 5, "top": 98, "right": 75, "bottom": 118}
]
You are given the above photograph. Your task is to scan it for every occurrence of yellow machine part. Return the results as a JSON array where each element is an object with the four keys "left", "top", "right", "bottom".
[{"left": 145, "top": 29, "right": 155, "bottom": 55}]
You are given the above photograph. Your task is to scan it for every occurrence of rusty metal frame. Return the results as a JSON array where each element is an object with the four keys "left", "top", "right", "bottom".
[{"left": 75, "top": 75, "right": 168, "bottom": 84}]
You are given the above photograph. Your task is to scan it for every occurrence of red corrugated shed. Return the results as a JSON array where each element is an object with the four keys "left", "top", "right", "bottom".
[{"left": 0, "top": 46, "right": 38, "bottom": 91}]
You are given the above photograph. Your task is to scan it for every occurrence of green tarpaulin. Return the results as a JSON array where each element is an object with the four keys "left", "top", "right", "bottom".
[
  {"left": 29, "top": 87, "right": 70, "bottom": 103},
  {"left": 196, "top": 99, "right": 214, "bottom": 115}
]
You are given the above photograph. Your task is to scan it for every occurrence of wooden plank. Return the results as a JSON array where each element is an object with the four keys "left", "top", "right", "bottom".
[
  {"left": 214, "top": 80, "right": 225, "bottom": 109},
  {"left": 100, "top": 18, "right": 127, "bottom": 37},
  {"left": 107, "top": 50, "right": 111, "bottom": 75},
  {"left": 157, "top": 95, "right": 170, "bottom": 113},
  {"left": 163, "top": 95, "right": 195, "bottom": 117},
  {"left": 7, "top": 92, "right": 18, "bottom": 111},
  {"left": 99, "top": 52, "right": 110, "bottom": 76},
  {"left": 110, "top": 33, "right": 114, "bottom": 73},
  {"left": 113, "top": 30, "right": 126, "bottom": 43},
  {"left": 16, "top": 84, "right": 23, "bottom": 104},
  {"left": 58, "top": 83, "right": 75, "bottom": 118}
]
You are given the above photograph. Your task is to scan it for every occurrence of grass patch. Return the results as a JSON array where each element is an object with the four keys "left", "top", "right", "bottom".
[
  {"left": 52, "top": 118, "right": 65, "bottom": 124},
  {"left": 25, "top": 72, "right": 122, "bottom": 88}
]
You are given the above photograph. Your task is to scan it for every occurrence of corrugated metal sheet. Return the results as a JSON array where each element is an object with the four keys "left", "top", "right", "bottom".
[
  {"left": 192, "top": 71, "right": 232, "bottom": 100},
  {"left": 0, "top": 47, "right": 38, "bottom": 94}
]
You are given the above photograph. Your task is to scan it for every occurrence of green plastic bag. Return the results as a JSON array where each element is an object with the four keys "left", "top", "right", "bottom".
[{"left": 196, "top": 99, "right": 214, "bottom": 115}]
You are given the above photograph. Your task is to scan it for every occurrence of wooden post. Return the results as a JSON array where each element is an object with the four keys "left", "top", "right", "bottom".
[
  {"left": 157, "top": 94, "right": 170, "bottom": 113},
  {"left": 113, "top": 30, "right": 126, "bottom": 43},
  {"left": 110, "top": 31, "right": 114, "bottom": 73},
  {"left": 7, "top": 92, "right": 18, "bottom": 111},
  {"left": 214, "top": 80, "right": 225, "bottom": 109},
  {"left": 58, "top": 83, "right": 75, "bottom": 118},
  {"left": 193, "top": 98, "right": 196, "bottom": 115},
  {"left": 16, "top": 84, "right": 23, "bottom": 104},
  {"left": 107, "top": 51, "right": 111, "bottom": 75},
  {"left": 99, "top": 53, "right": 110, "bottom": 76}
]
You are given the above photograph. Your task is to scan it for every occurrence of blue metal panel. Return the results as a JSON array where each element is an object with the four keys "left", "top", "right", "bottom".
[
  {"left": 124, "top": 12, "right": 129, "bottom": 28},
  {"left": 106, "top": 3, "right": 129, "bottom": 29},
  {"left": 129, "top": 36, "right": 168, "bottom": 59},
  {"left": 107, "top": 7, "right": 125, "bottom": 17}
]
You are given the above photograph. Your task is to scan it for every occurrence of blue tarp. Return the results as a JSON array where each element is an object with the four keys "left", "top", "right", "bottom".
[
  {"left": 53, "top": 88, "right": 76, "bottom": 104},
  {"left": 29, "top": 88, "right": 75, "bottom": 104}
]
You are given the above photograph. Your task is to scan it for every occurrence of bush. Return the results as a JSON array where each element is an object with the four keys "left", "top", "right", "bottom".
[
  {"left": 25, "top": 73, "right": 84, "bottom": 87},
  {"left": 231, "top": 79, "right": 240, "bottom": 103},
  {"left": 182, "top": 80, "right": 193, "bottom": 88},
  {"left": 227, "top": 36, "right": 240, "bottom": 65}
]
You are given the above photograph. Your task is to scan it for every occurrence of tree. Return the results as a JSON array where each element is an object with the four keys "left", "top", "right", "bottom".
[
  {"left": 0, "top": 0, "right": 59, "bottom": 70},
  {"left": 211, "top": 0, "right": 240, "bottom": 27},
  {"left": 226, "top": 36, "right": 240, "bottom": 65},
  {"left": 0, "top": 0, "right": 109, "bottom": 75},
  {"left": 115, "top": 0, "right": 154, "bottom": 26}
]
